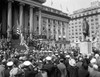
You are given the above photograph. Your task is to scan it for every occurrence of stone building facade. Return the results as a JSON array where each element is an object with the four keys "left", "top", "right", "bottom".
[
  {"left": 0, "top": 0, "right": 70, "bottom": 49},
  {"left": 69, "top": 1, "right": 100, "bottom": 43}
]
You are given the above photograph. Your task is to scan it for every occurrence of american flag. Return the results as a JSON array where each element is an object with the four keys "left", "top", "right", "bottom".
[
  {"left": 16, "top": 27, "right": 21, "bottom": 34},
  {"left": 16, "top": 21, "right": 21, "bottom": 34}
]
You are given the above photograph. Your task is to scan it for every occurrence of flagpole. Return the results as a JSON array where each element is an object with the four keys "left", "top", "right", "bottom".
[{"left": 51, "top": 0, "right": 53, "bottom": 7}]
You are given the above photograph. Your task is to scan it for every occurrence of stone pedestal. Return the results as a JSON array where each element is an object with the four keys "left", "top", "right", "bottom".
[{"left": 79, "top": 41, "right": 92, "bottom": 55}]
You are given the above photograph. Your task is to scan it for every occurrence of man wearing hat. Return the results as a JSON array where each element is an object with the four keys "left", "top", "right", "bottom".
[
  {"left": 57, "top": 59, "right": 67, "bottom": 77},
  {"left": 0, "top": 61, "right": 5, "bottom": 77},
  {"left": 5, "top": 61, "right": 13, "bottom": 77},
  {"left": 42, "top": 56, "right": 57, "bottom": 77},
  {"left": 67, "top": 58, "right": 78, "bottom": 77},
  {"left": 22, "top": 61, "right": 38, "bottom": 77},
  {"left": 90, "top": 64, "right": 100, "bottom": 77}
]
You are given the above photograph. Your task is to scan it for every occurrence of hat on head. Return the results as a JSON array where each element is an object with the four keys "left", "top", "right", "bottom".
[
  {"left": 19, "top": 57, "right": 23, "bottom": 60},
  {"left": 55, "top": 54, "right": 58, "bottom": 56},
  {"left": 69, "top": 59, "right": 76, "bottom": 66},
  {"left": 93, "top": 64, "right": 98, "bottom": 70},
  {"left": 23, "top": 61, "right": 32, "bottom": 66},
  {"left": 95, "top": 54, "right": 99, "bottom": 59},
  {"left": 46, "top": 56, "right": 52, "bottom": 61},
  {"left": 7, "top": 61, "right": 13, "bottom": 66},
  {"left": 90, "top": 58, "right": 97, "bottom": 64},
  {"left": 66, "top": 55, "right": 70, "bottom": 58}
]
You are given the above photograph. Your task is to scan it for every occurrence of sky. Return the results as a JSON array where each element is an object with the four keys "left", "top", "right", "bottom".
[{"left": 43, "top": 0, "right": 97, "bottom": 14}]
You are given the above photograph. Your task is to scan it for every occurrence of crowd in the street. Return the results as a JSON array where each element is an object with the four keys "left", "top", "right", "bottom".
[{"left": 0, "top": 38, "right": 100, "bottom": 77}]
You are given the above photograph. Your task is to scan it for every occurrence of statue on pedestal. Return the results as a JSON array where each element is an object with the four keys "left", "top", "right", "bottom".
[{"left": 82, "top": 18, "right": 90, "bottom": 41}]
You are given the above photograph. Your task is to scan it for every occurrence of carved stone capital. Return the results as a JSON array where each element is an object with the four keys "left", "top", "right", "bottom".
[
  {"left": 19, "top": 2, "right": 25, "bottom": 6},
  {"left": 30, "top": 5, "right": 35, "bottom": 8},
  {"left": 8, "top": 0, "right": 14, "bottom": 2}
]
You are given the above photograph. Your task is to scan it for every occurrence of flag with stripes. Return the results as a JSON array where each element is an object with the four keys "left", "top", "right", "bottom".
[
  {"left": 16, "top": 21, "right": 21, "bottom": 35},
  {"left": 16, "top": 27, "right": 21, "bottom": 34}
]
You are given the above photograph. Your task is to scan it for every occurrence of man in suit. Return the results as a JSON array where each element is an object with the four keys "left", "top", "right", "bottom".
[
  {"left": 57, "top": 59, "right": 67, "bottom": 77},
  {"left": 90, "top": 64, "right": 100, "bottom": 77},
  {"left": 0, "top": 62, "right": 5, "bottom": 77},
  {"left": 42, "top": 56, "right": 61, "bottom": 77}
]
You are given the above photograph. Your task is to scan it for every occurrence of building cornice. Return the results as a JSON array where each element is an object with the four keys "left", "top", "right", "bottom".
[
  {"left": 14, "top": 0, "right": 42, "bottom": 7},
  {"left": 70, "top": 12, "right": 100, "bottom": 20},
  {"left": 73, "top": 6, "right": 100, "bottom": 14},
  {"left": 33, "top": 0, "right": 46, "bottom": 4},
  {"left": 42, "top": 6, "right": 70, "bottom": 19}
]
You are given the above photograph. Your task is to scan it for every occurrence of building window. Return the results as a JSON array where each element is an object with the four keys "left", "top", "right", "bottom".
[
  {"left": 72, "top": 23, "right": 73, "bottom": 25},
  {"left": 79, "top": 25, "right": 81, "bottom": 27},
  {"left": 95, "top": 18, "right": 98, "bottom": 21},
  {"left": 76, "top": 33, "right": 78, "bottom": 35},
  {"left": 91, "top": 23, "right": 94, "bottom": 25},
  {"left": 59, "top": 38, "right": 61, "bottom": 40},
  {"left": 92, "top": 31, "right": 94, "bottom": 33},
  {"left": 63, "top": 38, "right": 66, "bottom": 40},
  {"left": 79, "top": 29, "right": 81, "bottom": 31},
  {"left": 91, "top": 26, "right": 94, "bottom": 29},
  {"left": 91, "top": 19, "right": 94, "bottom": 22},
  {"left": 95, "top": 22, "right": 98, "bottom": 25},
  {"left": 72, "top": 33, "right": 74, "bottom": 35}
]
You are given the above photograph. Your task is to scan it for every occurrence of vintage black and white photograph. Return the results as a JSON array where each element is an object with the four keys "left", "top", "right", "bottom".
[{"left": 0, "top": 0, "right": 100, "bottom": 77}]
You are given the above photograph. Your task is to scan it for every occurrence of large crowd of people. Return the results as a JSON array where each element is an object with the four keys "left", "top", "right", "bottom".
[{"left": 0, "top": 38, "right": 100, "bottom": 77}]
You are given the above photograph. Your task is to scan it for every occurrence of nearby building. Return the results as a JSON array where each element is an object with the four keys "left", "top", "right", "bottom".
[
  {"left": 0, "top": 0, "right": 70, "bottom": 49},
  {"left": 69, "top": 0, "right": 100, "bottom": 43}
]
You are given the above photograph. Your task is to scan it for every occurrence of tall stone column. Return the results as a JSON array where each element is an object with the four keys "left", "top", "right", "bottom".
[
  {"left": 7, "top": 0, "right": 13, "bottom": 40},
  {"left": 39, "top": 8, "right": 42, "bottom": 35},
  {"left": 66, "top": 22, "right": 69, "bottom": 40},
  {"left": 60, "top": 22, "right": 63, "bottom": 40},
  {"left": 51, "top": 20, "right": 54, "bottom": 39},
  {"left": 46, "top": 18, "right": 49, "bottom": 39},
  {"left": 64, "top": 23, "right": 67, "bottom": 40},
  {"left": 56, "top": 21, "right": 58, "bottom": 41},
  {"left": 19, "top": 3, "right": 24, "bottom": 33},
  {"left": 29, "top": 6, "right": 34, "bottom": 40}
]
